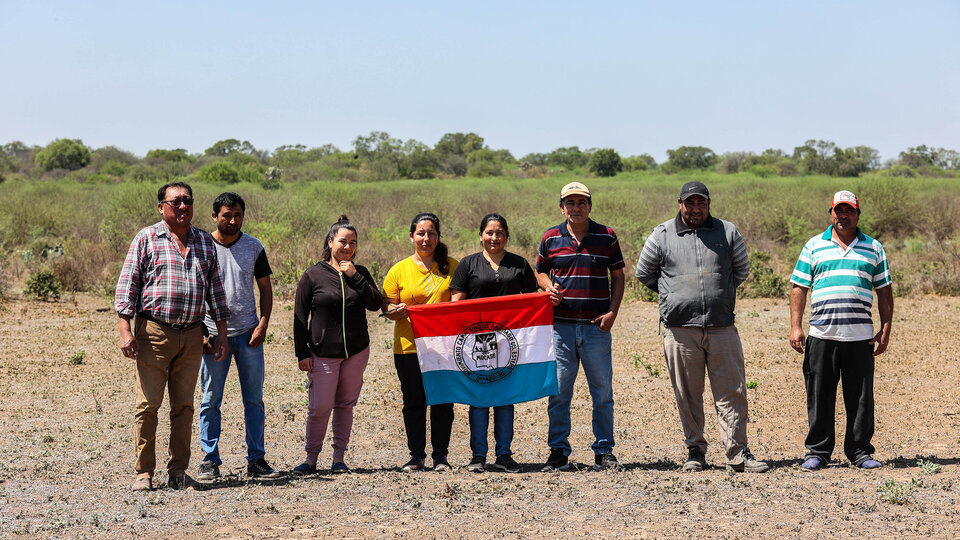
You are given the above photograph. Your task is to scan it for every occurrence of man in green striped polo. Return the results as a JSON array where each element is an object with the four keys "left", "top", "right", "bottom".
[{"left": 789, "top": 190, "right": 893, "bottom": 471}]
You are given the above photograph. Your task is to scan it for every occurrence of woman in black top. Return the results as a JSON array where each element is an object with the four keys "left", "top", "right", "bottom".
[
  {"left": 450, "top": 213, "right": 537, "bottom": 473},
  {"left": 292, "top": 216, "right": 382, "bottom": 474}
]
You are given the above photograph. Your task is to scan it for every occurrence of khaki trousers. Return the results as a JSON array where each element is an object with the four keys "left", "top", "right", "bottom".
[
  {"left": 134, "top": 318, "right": 204, "bottom": 475},
  {"left": 663, "top": 325, "right": 749, "bottom": 464}
]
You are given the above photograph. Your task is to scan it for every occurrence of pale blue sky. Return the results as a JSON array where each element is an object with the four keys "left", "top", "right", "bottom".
[{"left": 2, "top": 1, "right": 957, "bottom": 162}]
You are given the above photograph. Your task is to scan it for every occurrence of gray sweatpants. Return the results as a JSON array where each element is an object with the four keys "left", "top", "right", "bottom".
[{"left": 663, "top": 325, "right": 750, "bottom": 464}]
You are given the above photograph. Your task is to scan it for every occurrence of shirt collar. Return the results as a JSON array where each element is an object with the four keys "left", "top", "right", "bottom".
[
  {"left": 559, "top": 219, "right": 597, "bottom": 237},
  {"left": 674, "top": 212, "right": 715, "bottom": 234},
  {"left": 154, "top": 220, "right": 195, "bottom": 242},
  {"left": 821, "top": 226, "right": 866, "bottom": 242}
]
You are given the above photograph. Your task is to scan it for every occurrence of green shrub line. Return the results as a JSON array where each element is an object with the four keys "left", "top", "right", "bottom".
[{"left": 1, "top": 173, "right": 959, "bottom": 299}]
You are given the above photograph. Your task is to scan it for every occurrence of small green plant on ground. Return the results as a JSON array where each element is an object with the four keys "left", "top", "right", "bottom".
[
  {"left": 918, "top": 458, "right": 942, "bottom": 475},
  {"left": 69, "top": 350, "right": 85, "bottom": 365},
  {"left": 746, "top": 380, "right": 758, "bottom": 389},
  {"left": 25, "top": 269, "right": 63, "bottom": 301},
  {"left": 877, "top": 478, "right": 917, "bottom": 505},
  {"left": 263, "top": 332, "right": 275, "bottom": 344},
  {"left": 632, "top": 354, "right": 660, "bottom": 378}
]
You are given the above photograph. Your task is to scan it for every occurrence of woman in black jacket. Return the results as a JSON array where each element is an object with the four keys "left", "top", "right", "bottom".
[{"left": 292, "top": 215, "right": 382, "bottom": 474}]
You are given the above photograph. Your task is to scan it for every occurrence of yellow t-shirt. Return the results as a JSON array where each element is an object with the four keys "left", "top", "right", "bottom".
[{"left": 382, "top": 256, "right": 458, "bottom": 354}]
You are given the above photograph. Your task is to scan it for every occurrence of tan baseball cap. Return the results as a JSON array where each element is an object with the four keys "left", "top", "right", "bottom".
[{"left": 560, "top": 182, "right": 590, "bottom": 199}]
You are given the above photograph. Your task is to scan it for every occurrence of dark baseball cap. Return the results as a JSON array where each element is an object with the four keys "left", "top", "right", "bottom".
[{"left": 679, "top": 181, "right": 710, "bottom": 200}]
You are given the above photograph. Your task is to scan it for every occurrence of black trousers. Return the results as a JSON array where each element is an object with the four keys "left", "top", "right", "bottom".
[
  {"left": 394, "top": 353, "right": 454, "bottom": 460},
  {"left": 802, "top": 336, "right": 876, "bottom": 464}
]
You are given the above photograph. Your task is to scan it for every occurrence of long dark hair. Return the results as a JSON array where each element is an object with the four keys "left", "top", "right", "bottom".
[
  {"left": 479, "top": 213, "right": 509, "bottom": 237},
  {"left": 321, "top": 215, "right": 357, "bottom": 262},
  {"left": 410, "top": 212, "right": 450, "bottom": 275}
]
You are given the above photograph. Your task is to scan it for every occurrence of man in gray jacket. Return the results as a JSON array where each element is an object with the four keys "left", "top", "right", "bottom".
[{"left": 635, "top": 181, "right": 768, "bottom": 473}]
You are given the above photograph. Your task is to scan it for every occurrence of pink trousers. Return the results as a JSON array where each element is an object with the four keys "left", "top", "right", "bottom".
[{"left": 305, "top": 347, "right": 370, "bottom": 463}]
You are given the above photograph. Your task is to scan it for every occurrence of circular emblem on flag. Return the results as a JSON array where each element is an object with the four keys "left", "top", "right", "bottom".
[{"left": 453, "top": 321, "right": 520, "bottom": 384}]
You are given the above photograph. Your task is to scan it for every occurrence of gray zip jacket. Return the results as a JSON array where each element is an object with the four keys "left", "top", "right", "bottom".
[{"left": 635, "top": 213, "right": 750, "bottom": 327}]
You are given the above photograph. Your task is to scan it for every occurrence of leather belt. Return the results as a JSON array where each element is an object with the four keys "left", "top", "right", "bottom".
[{"left": 137, "top": 312, "right": 203, "bottom": 331}]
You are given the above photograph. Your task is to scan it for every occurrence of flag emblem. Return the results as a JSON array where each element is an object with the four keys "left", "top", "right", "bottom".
[{"left": 455, "top": 322, "right": 520, "bottom": 384}]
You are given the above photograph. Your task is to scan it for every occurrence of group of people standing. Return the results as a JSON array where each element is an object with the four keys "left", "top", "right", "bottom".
[{"left": 116, "top": 179, "right": 892, "bottom": 490}]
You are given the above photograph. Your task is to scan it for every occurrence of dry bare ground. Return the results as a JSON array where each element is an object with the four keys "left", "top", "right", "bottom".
[{"left": 1, "top": 294, "right": 959, "bottom": 539}]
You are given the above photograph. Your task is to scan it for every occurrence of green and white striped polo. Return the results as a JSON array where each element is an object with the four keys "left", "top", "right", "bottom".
[{"left": 791, "top": 226, "right": 891, "bottom": 342}]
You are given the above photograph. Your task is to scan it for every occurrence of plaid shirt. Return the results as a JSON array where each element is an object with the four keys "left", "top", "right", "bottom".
[{"left": 115, "top": 221, "right": 229, "bottom": 325}]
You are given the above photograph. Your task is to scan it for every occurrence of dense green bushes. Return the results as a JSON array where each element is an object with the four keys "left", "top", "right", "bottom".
[{"left": 1, "top": 173, "right": 958, "bottom": 302}]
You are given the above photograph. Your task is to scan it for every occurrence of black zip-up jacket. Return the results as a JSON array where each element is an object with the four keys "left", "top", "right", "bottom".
[{"left": 293, "top": 261, "right": 383, "bottom": 360}]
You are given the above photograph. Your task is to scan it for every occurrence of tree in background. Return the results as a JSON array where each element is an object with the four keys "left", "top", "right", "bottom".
[
  {"left": 435, "top": 132, "right": 485, "bottom": 159},
  {"left": 146, "top": 148, "right": 195, "bottom": 162},
  {"left": 204, "top": 139, "right": 267, "bottom": 161},
  {"left": 899, "top": 145, "right": 960, "bottom": 170},
  {"left": 466, "top": 148, "right": 504, "bottom": 177},
  {"left": 34, "top": 139, "right": 91, "bottom": 171},
  {"left": 587, "top": 148, "right": 623, "bottom": 177},
  {"left": 663, "top": 146, "right": 718, "bottom": 173},
  {"left": 547, "top": 146, "right": 588, "bottom": 170}
]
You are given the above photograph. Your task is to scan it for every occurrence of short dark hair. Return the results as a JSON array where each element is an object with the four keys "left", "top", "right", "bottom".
[
  {"left": 213, "top": 192, "right": 246, "bottom": 214},
  {"left": 479, "top": 213, "right": 509, "bottom": 237},
  {"left": 158, "top": 181, "right": 193, "bottom": 202}
]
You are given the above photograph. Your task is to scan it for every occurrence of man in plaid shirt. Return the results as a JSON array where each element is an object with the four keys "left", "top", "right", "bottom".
[{"left": 115, "top": 181, "right": 230, "bottom": 491}]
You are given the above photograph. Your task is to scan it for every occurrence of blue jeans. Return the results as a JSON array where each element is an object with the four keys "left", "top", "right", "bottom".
[
  {"left": 547, "top": 322, "right": 615, "bottom": 456},
  {"left": 198, "top": 330, "right": 266, "bottom": 464},
  {"left": 469, "top": 405, "right": 514, "bottom": 457}
]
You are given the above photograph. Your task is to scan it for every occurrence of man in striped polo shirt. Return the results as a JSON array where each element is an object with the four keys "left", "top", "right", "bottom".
[
  {"left": 536, "top": 181, "right": 625, "bottom": 472},
  {"left": 790, "top": 190, "right": 893, "bottom": 471}
]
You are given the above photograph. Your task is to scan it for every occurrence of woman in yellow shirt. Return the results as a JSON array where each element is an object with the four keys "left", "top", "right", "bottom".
[{"left": 382, "top": 212, "right": 458, "bottom": 472}]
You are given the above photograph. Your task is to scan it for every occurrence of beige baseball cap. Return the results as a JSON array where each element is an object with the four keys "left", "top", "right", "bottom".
[{"left": 560, "top": 181, "right": 590, "bottom": 199}]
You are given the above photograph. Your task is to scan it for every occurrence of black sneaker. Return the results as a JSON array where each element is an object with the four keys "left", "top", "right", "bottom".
[
  {"left": 433, "top": 455, "right": 451, "bottom": 472},
  {"left": 593, "top": 453, "right": 621, "bottom": 471},
  {"left": 467, "top": 455, "right": 486, "bottom": 473},
  {"left": 491, "top": 454, "right": 521, "bottom": 473},
  {"left": 682, "top": 447, "right": 707, "bottom": 472},
  {"left": 401, "top": 457, "right": 425, "bottom": 472},
  {"left": 541, "top": 448, "right": 570, "bottom": 472},
  {"left": 197, "top": 460, "right": 220, "bottom": 481},
  {"left": 247, "top": 458, "right": 281, "bottom": 478},
  {"left": 292, "top": 462, "right": 317, "bottom": 476}
]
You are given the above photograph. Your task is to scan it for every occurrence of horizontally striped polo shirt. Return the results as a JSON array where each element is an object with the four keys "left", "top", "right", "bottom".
[
  {"left": 791, "top": 226, "right": 891, "bottom": 342},
  {"left": 536, "top": 219, "right": 625, "bottom": 323}
]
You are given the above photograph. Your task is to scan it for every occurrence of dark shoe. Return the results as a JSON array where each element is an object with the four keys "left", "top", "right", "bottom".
[
  {"left": 292, "top": 462, "right": 317, "bottom": 476},
  {"left": 594, "top": 453, "right": 621, "bottom": 471},
  {"left": 433, "top": 456, "right": 451, "bottom": 472},
  {"left": 491, "top": 454, "right": 521, "bottom": 473},
  {"left": 726, "top": 450, "right": 769, "bottom": 473},
  {"left": 331, "top": 461, "right": 351, "bottom": 474},
  {"left": 801, "top": 457, "right": 823, "bottom": 471},
  {"left": 541, "top": 448, "right": 570, "bottom": 472},
  {"left": 858, "top": 457, "right": 882, "bottom": 470},
  {"left": 401, "top": 457, "right": 425, "bottom": 472},
  {"left": 467, "top": 455, "right": 486, "bottom": 473},
  {"left": 167, "top": 473, "right": 198, "bottom": 490},
  {"left": 131, "top": 473, "right": 152, "bottom": 492},
  {"left": 682, "top": 447, "right": 707, "bottom": 472},
  {"left": 247, "top": 458, "right": 281, "bottom": 479},
  {"left": 197, "top": 461, "right": 220, "bottom": 481}
]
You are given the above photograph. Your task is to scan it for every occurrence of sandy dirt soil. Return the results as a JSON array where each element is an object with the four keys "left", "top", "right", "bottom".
[{"left": 1, "top": 294, "right": 959, "bottom": 539}]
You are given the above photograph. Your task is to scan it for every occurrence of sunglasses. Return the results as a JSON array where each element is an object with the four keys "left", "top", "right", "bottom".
[{"left": 161, "top": 197, "right": 194, "bottom": 207}]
